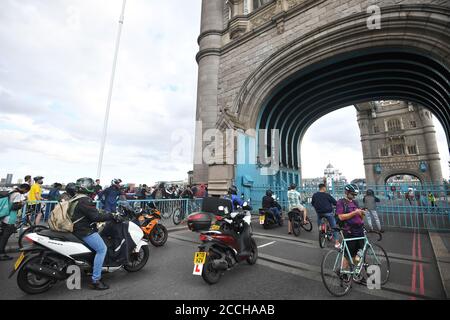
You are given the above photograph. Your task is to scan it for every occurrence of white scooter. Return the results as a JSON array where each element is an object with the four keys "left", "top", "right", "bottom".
[{"left": 9, "top": 219, "right": 149, "bottom": 294}]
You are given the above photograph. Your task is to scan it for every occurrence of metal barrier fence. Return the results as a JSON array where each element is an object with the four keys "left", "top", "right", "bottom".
[
  {"left": 248, "top": 183, "right": 450, "bottom": 231},
  {"left": 19, "top": 198, "right": 204, "bottom": 230}
]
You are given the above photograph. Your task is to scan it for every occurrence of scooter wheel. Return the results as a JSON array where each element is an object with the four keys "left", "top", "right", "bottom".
[
  {"left": 17, "top": 256, "right": 53, "bottom": 295},
  {"left": 202, "top": 253, "right": 222, "bottom": 285},
  {"left": 124, "top": 245, "right": 150, "bottom": 272},
  {"left": 246, "top": 239, "right": 258, "bottom": 265},
  {"left": 149, "top": 224, "right": 168, "bottom": 247}
]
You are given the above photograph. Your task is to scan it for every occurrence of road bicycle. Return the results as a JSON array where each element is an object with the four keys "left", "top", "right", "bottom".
[
  {"left": 173, "top": 199, "right": 208, "bottom": 225},
  {"left": 321, "top": 226, "right": 389, "bottom": 297},
  {"left": 318, "top": 216, "right": 334, "bottom": 248},
  {"left": 288, "top": 208, "right": 312, "bottom": 236}
]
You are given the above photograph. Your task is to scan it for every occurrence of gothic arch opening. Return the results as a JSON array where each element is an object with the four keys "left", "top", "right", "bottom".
[
  {"left": 254, "top": 48, "right": 449, "bottom": 173},
  {"left": 385, "top": 173, "right": 423, "bottom": 185}
]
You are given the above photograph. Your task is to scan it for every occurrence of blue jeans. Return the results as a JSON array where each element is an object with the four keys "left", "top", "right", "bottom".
[
  {"left": 83, "top": 233, "right": 107, "bottom": 282},
  {"left": 270, "top": 207, "right": 281, "bottom": 222},
  {"left": 317, "top": 212, "right": 339, "bottom": 241}
]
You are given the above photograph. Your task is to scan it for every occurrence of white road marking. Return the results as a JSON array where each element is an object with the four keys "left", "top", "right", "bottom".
[{"left": 258, "top": 241, "right": 276, "bottom": 248}]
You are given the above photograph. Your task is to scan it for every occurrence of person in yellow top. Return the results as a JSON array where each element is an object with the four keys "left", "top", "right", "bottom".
[{"left": 28, "top": 176, "right": 44, "bottom": 225}]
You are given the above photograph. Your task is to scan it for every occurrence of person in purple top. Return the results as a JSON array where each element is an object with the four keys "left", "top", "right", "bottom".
[{"left": 336, "top": 184, "right": 366, "bottom": 268}]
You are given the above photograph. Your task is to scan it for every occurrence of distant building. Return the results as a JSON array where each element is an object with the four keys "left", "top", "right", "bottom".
[
  {"left": 302, "top": 163, "right": 347, "bottom": 190},
  {"left": 6, "top": 174, "right": 13, "bottom": 185},
  {"left": 0, "top": 178, "right": 6, "bottom": 185}
]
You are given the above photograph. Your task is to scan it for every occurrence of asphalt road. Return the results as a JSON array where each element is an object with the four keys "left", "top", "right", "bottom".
[{"left": 0, "top": 219, "right": 446, "bottom": 300}]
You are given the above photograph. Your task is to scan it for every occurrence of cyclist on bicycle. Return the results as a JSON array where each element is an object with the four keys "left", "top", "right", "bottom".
[
  {"left": 312, "top": 183, "right": 339, "bottom": 249},
  {"left": 336, "top": 184, "right": 366, "bottom": 268},
  {"left": 287, "top": 184, "right": 308, "bottom": 234}
]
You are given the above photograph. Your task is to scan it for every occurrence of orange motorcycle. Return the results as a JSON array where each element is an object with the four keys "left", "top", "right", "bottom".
[{"left": 119, "top": 204, "right": 168, "bottom": 247}]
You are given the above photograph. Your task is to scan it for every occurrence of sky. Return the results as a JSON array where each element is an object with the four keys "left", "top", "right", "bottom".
[
  {"left": 0, "top": 0, "right": 202, "bottom": 185},
  {"left": 0, "top": 0, "right": 448, "bottom": 186}
]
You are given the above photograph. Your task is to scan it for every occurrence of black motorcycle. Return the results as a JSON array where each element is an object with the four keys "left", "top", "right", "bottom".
[{"left": 258, "top": 207, "right": 283, "bottom": 229}]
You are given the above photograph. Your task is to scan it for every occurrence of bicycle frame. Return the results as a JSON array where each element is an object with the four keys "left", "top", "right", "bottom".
[
  {"left": 319, "top": 218, "right": 332, "bottom": 236},
  {"left": 334, "top": 231, "right": 381, "bottom": 277}
]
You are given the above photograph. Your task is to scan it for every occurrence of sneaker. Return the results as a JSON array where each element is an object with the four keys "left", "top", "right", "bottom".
[
  {"left": 89, "top": 280, "right": 109, "bottom": 290},
  {"left": 0, "top": 255, "right": 13, "bottom": 261}
]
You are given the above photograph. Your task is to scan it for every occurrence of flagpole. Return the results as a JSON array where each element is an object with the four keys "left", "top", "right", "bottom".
[{"left": 97, "top": 0, "right": 127, "bottom": 179}]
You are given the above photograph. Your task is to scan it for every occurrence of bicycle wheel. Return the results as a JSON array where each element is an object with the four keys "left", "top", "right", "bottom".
[
  {"left": 300, "top": 216, "right": 313, "bottom": 232},
  {"left": 172, "top": 208, "right": 182, "bottom": 225},
  {"left": 321, "top": 249, "right": 353, "bottom": 297},
  {"left": 366, "top": 230, "right": 382, "bottom": 242},
  {"left": 319, "top": 218, "right": 328, "bottom": 248},
  {"left": 291, "top": 214, "right": 301, "bottom": 237},
  {"left": 18, "top": 225, "right": 48, "bottom": 248},
  {"left": 363, "top": 243, "right": 390, "bottom": 285}
]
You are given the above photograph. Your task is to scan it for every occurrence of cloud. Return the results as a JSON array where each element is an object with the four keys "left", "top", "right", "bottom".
[{"left": 0, "top": 0, "right": 201, "bottom": 184}]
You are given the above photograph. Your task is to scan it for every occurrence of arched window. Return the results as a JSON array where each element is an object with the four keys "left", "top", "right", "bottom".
[{"left": 387, "top": 118, "right": 402, "bottom": 131}]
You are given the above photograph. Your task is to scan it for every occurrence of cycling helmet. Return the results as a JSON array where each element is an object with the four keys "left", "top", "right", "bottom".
[
  {"left": 65, "top": 182, "right": 77, "bottom": 197},
  {"left": 33, "top": 176, "right": 44, "bottom": 182},
  {"left": 228, "top": 185, "right": 238, "bottom": 195},
  {"left": 111, "top": 178, "right": 122, "bottom": 185},
  {"left": 344, "top": 184, "right": 359, "bottom": 196},
  {"left": 266, "top": 189, "right": 273, "bottom": 197},
  {"left": 76, "top": 178, "right": 95, "bottom": 194},
  {"left": 366, "top": 189, "right": 374, "bottom": 196},
  {"left": 290, "top": 183, "right": 297, "bottom": 190}
]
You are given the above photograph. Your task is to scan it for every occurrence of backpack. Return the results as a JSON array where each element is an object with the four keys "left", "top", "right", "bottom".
[
  {"left": 0, "top": 192, "right": 13, "bottom": 219},
  {"left": 48, "top": 195, "right": 87, "bottom": 232}
]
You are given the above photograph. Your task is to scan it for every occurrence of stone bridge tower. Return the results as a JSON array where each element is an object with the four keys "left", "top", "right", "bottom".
[
  {"left": 356, "top": 101, "right": 443, "bottom": 186},
  {"left": 193, "top": 0, "right": 450, "bottom": 195}
]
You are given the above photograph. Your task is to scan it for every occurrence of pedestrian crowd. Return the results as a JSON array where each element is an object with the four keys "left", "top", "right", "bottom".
[{"left": 0, "top": 175, "right": 209, "bottom": 261}]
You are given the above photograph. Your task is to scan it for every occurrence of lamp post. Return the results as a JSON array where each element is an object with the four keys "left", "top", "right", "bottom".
[{"left": 97, "top": 0, "right": 127, "bottom": 179}]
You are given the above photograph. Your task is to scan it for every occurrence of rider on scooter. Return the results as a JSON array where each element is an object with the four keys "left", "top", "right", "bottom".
[
  {"left": 225, "top": 186, "right": 252, "bottom": 258},
  {"left": 226, "top": 186, "right": 244, "bottom": 211},
  {"left": 262, "top": 190, "right": 281, "bottom": 224},
  {"left": 70, "top": 178, "right": 122, "bottom": 290}
]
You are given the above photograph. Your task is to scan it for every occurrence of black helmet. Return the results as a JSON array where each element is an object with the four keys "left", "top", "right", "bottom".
[
  {"left": 266, "top": 189, "right": 273, "bottom": 197},
  {"left": 76, "top": 178, "right": 95, "bottom": 194},
  {"left": 112, "top": 178, "right": 122, "bottom": 185},
  {"left": 344, "top": 184, "right": 359, "bottom": 196},
  {"left": 290, "top": 183, "right": 297, "bottom": 190},
  {"left": 228, "top": 185, "right": 238, "bottom": 195},
  {"left": 65, "top": 183, "right": 77, "bottom": 197},
  {"left": 366, "top": 189, "right": 374, "bottom": 196},
  {"left": 33, "top": 176, "right": 44, "bottom": 182}
]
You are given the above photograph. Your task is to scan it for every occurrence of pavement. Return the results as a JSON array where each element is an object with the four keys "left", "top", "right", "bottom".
[
  {"left": 0, "top": 215, "right": 447, "bottom": 300},
  {"left": 428, "top": 232, "right": 450, "bottom": 299}
]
